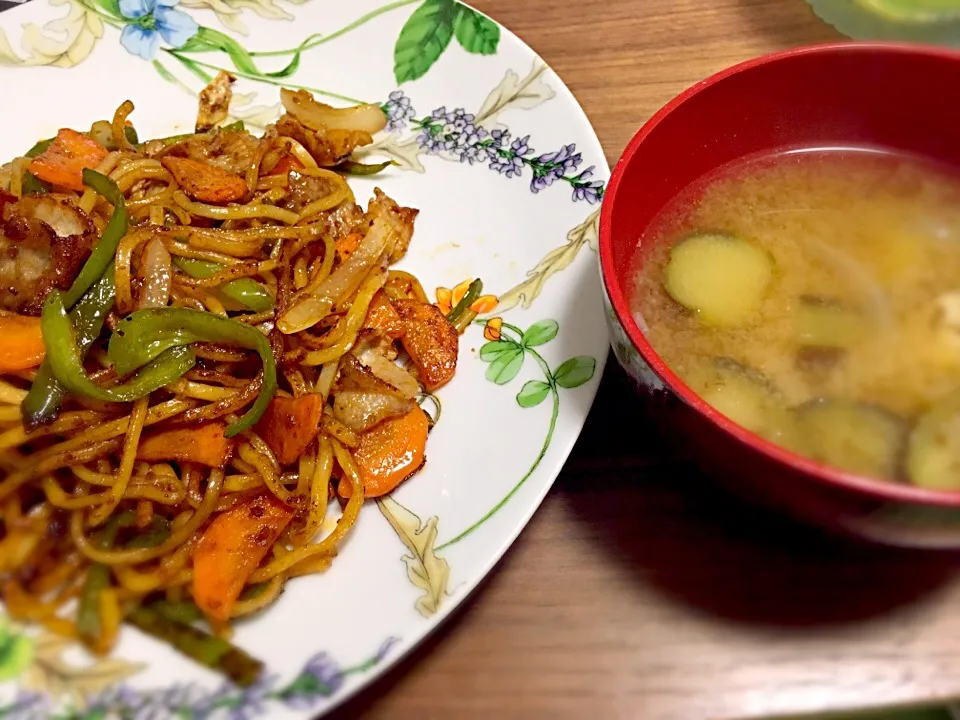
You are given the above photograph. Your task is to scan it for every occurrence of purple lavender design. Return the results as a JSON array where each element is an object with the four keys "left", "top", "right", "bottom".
[
  {"left": 50, "top": 637, "right": 400, "bottom": 720},
  {"left": 379, "top": 91, "right": 606, "bottom": 204}
]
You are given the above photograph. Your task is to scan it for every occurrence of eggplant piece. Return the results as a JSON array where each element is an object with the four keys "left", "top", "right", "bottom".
[
  {"left": 906, "top": 391, "right": 960, "bottom": 491},
  {"left": 663, "top": 233, "right": 774, "bottom": 328},
  {"left": 699, "top": 358, "right": 793, "bottom": 443},
  {"left": 794, "top": 398, "right": 906, "bottom": 480},
  {"left": 795, "top": 346, "right": 847, "bottom": 379},
  {"left": 794, "top": 294, "right": 864, "bottom": 349}
]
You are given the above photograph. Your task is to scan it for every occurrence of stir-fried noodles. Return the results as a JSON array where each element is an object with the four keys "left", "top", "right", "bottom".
[{"left": 0, "top": 72, "right": 474, "bottom": 684}]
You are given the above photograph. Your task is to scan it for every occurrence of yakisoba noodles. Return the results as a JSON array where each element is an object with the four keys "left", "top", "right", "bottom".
[{"left": 0, "top": 72, "right": 482, "bottom": 685}]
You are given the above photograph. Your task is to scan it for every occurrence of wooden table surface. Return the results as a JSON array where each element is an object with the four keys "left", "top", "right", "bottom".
[{"left": 332, "top": 2, "right": 960, "bottom": 719}]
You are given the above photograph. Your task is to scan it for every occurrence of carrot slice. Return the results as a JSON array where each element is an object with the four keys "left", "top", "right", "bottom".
[
  {"left": 0, "top": 315, "right": 45, "bottom": 371},
  {"left": 335, "top": 232, "right": 363, "bottom": 264},
  {"left": 363, "top": 290, "right": 405, "bottom": 339},
  {"left": 136, "top": 422, "right": 234, "bottom": 468},
  {"left": 28, "top": 129, "right": 108, "bottom": 192},
  {"left": 265, "top": 153, "right": 304, "bottom": 177},
  {"left": 393, "top": 299, "right": 459, "bottom": 391},
  {"left": 254, "top": 393, "right": 324, "bottom": 466},
  {"left": 192, "top": 493, "right": 293, "bottom": 622},
  {"left": 160, "top": 156, "right": 248, "bottom": 204},
  {"left": 339, "top": 405, "right": 428, "bottom": 499}
]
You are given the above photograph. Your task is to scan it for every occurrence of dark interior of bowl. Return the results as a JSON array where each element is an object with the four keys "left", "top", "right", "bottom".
[{"left": 605, "top": 43, "right": 960, "bottom": 281}]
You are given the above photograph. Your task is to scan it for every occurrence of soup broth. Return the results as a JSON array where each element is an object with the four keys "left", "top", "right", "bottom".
[{"left": 631, "top": 148, "right": 960, "bottom": 489}]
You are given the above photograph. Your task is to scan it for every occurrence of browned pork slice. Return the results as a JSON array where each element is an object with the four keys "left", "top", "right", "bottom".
[{"left": 0, "top": 193, "right": 97, "bottom": 315}]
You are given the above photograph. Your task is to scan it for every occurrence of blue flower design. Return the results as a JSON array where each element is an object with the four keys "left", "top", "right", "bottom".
[{"left": 118, "top": 0, "right": 198, "bottom": 61}]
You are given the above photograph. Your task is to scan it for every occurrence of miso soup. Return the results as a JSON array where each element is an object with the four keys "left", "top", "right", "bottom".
[{"left": 630, "top": 148, "right": 960, "bottom": 489}]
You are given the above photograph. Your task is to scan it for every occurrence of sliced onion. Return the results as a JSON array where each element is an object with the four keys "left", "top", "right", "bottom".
[
  {"left": 137, "top": 236, "right": 172, "bottom": 309},
  {"left": 88, "top": 120, "right": 116, "bottom": 149},
  {"left": 354, "top": 344, "right": 419, "bottom": 399},
  {"left": 280, "top": 88, "right": 387, "bottom": 135},
  {"left": 277, "top": 218, "right": 391, "bottom": 334}
]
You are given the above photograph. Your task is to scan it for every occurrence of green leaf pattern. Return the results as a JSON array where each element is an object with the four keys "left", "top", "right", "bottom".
[
  {"left": 522, "top": 319, "right": 559, "bottom": 347},
  {"left": 554, "top": 356, "right": 597, "bottom": 389},
  {"left": 516, "top": 379, "right": 550, "bottom": 408},
  {"left": 479, "top": 318, "right": 596, "bottom": 405},
  {"left": 393, "top": 0, "right": 457, "bottom": 84},
  {"left": 485, "top": 347, "right": 524, "bottom": 384},
  {"left": 0, "top": 621, "right": 32, "bottom": 682},
  {"left": 452, "top": 4, "right": 500, "bottom": 55},
  {"left": 394, "top": 0, "right": 502, "bottom": 83}
]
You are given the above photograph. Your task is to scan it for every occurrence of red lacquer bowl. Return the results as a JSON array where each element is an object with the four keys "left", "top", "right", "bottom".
[{"left": 599, "top": 42, "right": 960, "bottom": 549}]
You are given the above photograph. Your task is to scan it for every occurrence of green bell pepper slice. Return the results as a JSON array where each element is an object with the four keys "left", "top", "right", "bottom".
[
  {"left": 41, "top": 290, "right": 197, "bottom": 404},
  {"left": 107, "top": 307, "right": 276, "bottom": 437},
  {"left": 22, "top": 269, "right": 116, "bottom": 430},
  {"left": 173, "top": 258, "right": 274, "bottom": 313},
  {"left": 62, "top": 169, "right": 128, "bottom": 309}
]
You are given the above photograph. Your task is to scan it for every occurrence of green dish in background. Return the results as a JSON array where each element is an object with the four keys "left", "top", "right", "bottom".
[{"left": 807, "top": 0, "right": 960, "bottom": 44}]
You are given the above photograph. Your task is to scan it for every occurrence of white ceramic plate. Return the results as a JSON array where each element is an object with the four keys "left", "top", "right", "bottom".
[{"left": 0, "top": 1, "right": 608, "bottom": 716}]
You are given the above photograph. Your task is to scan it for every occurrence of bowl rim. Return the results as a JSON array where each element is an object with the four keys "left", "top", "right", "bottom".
[{"left": 599, "top": 40, "right": 960, "bottom": 507}]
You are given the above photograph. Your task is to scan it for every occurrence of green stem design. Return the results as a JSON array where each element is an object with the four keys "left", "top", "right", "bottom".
[
  {"left": 436, "top": 321, "right": 559, "bottom": 551},
  {"left": 163, "top": 50, "right": 367, "bottom": 105},
  {"left": 76, "top": 0, "right": 124, "bottom": 28},
  {"left": 248, "top": 0, "right": 420, "bottom": 58}
]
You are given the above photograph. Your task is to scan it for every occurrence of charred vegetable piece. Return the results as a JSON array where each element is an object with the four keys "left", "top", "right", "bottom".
[
  {"left": 663, "top": 233, "right": 774, "bottom": 327},
  {"left": 393, "top": 299, "right": 459, "bottom": 391},
  {"left": 699, "top": 358, "right": 792, "bottom": 442},
  {"left": 28, "top": 129, "right": 109, "bottom": 192},
  {"left": 339, "top": 405, "right": 429, "bottom": 498},
  {"left": 192, "top": 493, "right": 293, "bottom": 622},
  {"left": 335, "top": 160, "right": 394, "bottom": 176},
  {"left": 128, "top": 606, "right": 263, "bottom": 687},
  {"left": 137, "top": 423, "right": 234, "bottom": 468},
  {"left": 794, "top": 399, "right": 906, "bottom": 480},
  {"left": 254, "top": 393, "right": 324, "bottom": 466},
  {"left": 161, "top": 156, "right": 248, "bottom": 204},
  {"left": 265, "top": 153, "right": 304, "bottom": 177},
  {"left": 906, "top": 391, "right": 960, "bottom": 491},
  {"left": 363, "top": 290, "right": 405, "bottom": 339},
  {"left": 0, "top": 315, "right": 45, "bottom": 372},
  {"left": 794, "top": 295, "right": 864, "bottom": 348}
]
